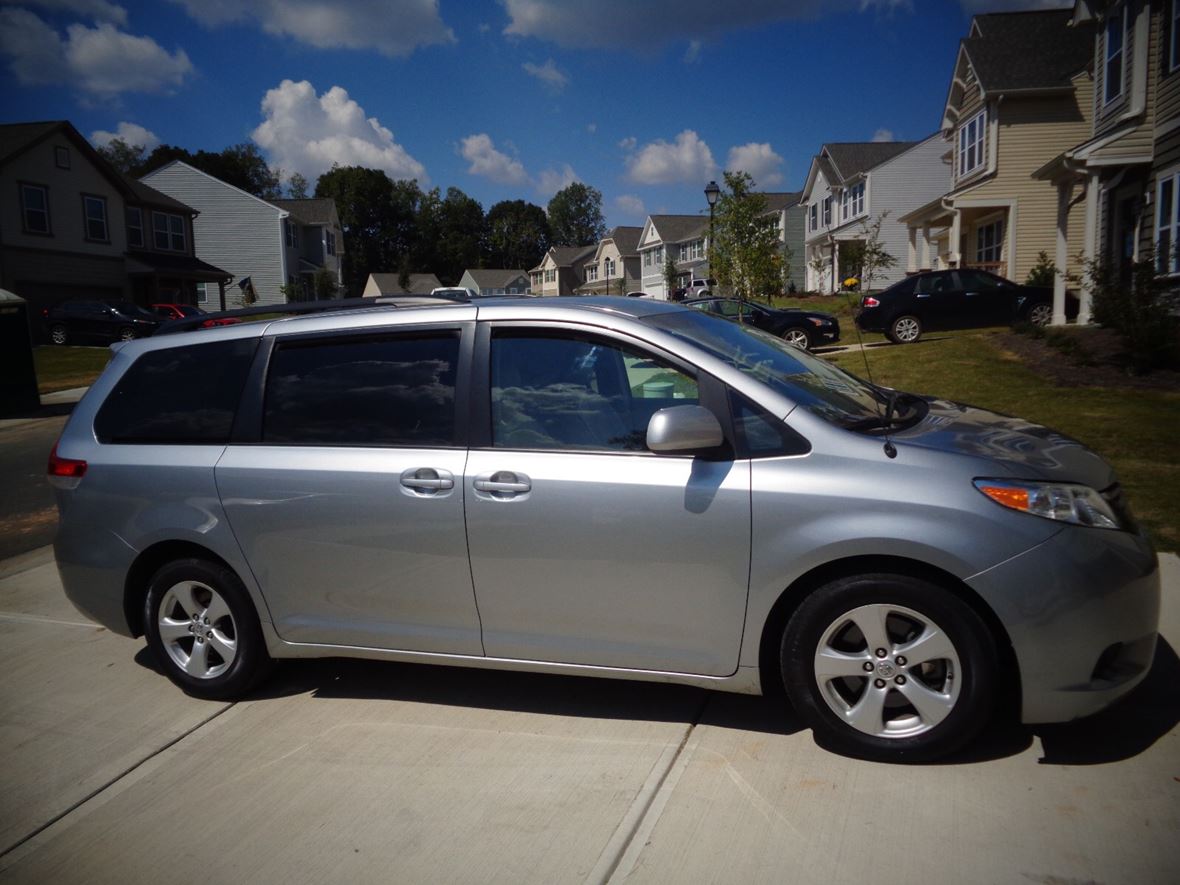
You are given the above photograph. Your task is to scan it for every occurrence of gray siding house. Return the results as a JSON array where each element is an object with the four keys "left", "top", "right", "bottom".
[
  {"left": 459, "top": 268, "right": 530, "bottom": 295},
  {"left": 272, "top": 198, "right": 344, "bottom": 297},
  {"left": 637, "top": 215, "right": 709, "bottom": 299},
  {"left": 762, "top": 192, "right": 806, "bottom": 293}
]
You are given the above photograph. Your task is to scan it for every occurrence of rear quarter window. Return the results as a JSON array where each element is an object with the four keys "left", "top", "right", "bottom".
[{"left": 94, "top": 338, "right": 258, "bottom": 444}]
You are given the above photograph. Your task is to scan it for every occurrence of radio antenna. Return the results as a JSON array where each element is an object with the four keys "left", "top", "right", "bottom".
[{"left": 839, "top": 280, "right": 896, "bottom": 459}]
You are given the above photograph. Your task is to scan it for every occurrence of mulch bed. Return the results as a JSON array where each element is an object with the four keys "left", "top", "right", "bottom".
[{"left": 994, "top": 327, "right": 1180, "bottom": 391}]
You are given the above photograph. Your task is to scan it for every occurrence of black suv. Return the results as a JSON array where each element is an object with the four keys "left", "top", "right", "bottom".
[
  {"left": 43, "top": 300, "right": 162, "bottom": 345},
  {"left": 855, "top": 269, "right": 1054, "bottom": 344}
]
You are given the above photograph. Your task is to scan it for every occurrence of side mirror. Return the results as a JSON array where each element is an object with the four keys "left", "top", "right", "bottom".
[{"left": 646, "top": 405, "right": 723, "bottom": 453}]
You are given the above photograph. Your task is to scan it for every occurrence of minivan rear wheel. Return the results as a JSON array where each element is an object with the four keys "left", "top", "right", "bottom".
[
  {"left": 144, "top": 558, "right": 272, "bottom": 700},
  {"left": 888, "top": 315, "right": 922, "bottom": 344},
  {"left": 781, "top": 573, "right": 997, "bottom": 761}
]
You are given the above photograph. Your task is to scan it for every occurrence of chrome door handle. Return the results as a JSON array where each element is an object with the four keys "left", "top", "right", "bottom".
[
  {"left": 915, "top": 293, "right": 930, "bottom": 299},
  {"left": 400, "top": 467, "right": 455, "bottom": 492},
  {"left": 473, "top": 471, "right": 531, "bottom": 494}
]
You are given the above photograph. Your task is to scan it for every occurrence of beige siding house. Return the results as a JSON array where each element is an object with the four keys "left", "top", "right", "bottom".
[
  {"left": 362, "top": 272, "right": 442, "bottom": 296},
  {"left": 528, "top": 245, "right": 596, "bottom": 296},
  {"left": 578, "top": 226, "right": 642, "bottom": 295},
  {"left": 902, "top": 9, "right": 1095, "bottom": 321}
]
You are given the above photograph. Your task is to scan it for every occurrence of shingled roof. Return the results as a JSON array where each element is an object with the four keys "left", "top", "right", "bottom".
[
  {"left": 963, "top": 10, "right": 1094, "bottom": 93},
  {"left": 604, "top": 225, "right": 642, "bottom": 255},
  {"left": 647, "top": 215, "right": 708, "bottom": 244},
  {"left": 824, "top": 142, "right": 918, "bottom": 182},
  {"left": 464, "top": 268, "right": 528, "bottom": 288},
  {"left": 271, "top": 198, "right": 338, "bottom": 225},
  {"left": 761, "top": 192, "right": 803, "bottom": 213}
]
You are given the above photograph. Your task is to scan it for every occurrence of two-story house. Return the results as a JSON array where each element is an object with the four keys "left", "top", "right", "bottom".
[
  {"left": 801, "top": 138, "right": 949, "bottom": 293},
  {"left": 0, "top": 121, "right": 230, "bottom": 327},
  {"left": 762, "top": 192, "right": 807, "bottom": 292},
  {"left": 458, "top": 268, "right": 531, "bottom": 295},
  {"left": 636, "top": 216, "right": 709, "bottom": 299},
  {"left": 142, "top": 161, "right": 344, "bottom": 307},
  {"left": 529, "top": 245, "right": 596, "bottom": 296},
  {"left": 1035, "top": 1, "right": 1178, "bottom": 323},
  {"left": 901, "top": 10, "right": 1095, "bottom": 324},
  {"left": 578, "top": 226, "right": 642, "bottom": 295}
]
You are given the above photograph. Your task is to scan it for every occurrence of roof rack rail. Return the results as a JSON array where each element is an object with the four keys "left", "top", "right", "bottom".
[{"left": 154, "top": 293, "right": 469, "bottom": 336}]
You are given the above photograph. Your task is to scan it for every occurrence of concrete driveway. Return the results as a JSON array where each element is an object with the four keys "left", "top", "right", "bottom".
[{"left": 0, "top": 548, "right": 1177, "bottom": 884}]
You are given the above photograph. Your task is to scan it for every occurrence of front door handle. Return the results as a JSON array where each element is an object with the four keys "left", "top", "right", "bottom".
[
  {"left": 473, "top": 471, "right": 532, "bottom": 497},
  {"left": 400, "top": 467, "right": 455, "bottom": 494}
]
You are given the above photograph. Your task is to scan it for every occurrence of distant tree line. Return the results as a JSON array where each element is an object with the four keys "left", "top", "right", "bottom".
[{"left": 98, "top": 138, "right": 607, "bottom": 296}]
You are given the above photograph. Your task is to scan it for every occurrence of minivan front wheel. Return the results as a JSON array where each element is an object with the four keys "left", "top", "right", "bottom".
[
  {"left": 888, "top": 315, "right": 922, "bottom": 344},
  {"left": 781, "top": 574, "right": 997, "bottom": 761},
  {"left": 144, "top": 558, "right": 271, "bottom": 700}
]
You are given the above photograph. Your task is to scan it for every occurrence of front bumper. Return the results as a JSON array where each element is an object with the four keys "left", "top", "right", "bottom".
[{"left": 966, "top": 526, "right": 1160, "bottom": 724}]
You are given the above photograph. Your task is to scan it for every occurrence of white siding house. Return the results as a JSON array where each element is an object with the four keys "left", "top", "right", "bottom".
[{"left": 141, "top": 161, "right": 291, "bottom": 307}]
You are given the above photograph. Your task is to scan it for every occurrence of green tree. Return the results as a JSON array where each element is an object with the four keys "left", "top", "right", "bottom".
[
  {"left": 663, "top": 250, "right": 679, "bottom": 298},
  {"left": 709, "top": 171, "right": 781, "bottom": 302},
  {"left": 315, "top": 165, "right": 400, "bottom": 297},
  {"left": 140, "top": 142, "right": 281, "bottom": 199},
  {"left": 547, "top": 182, "right": 606, "bottom": 247},
  {"left": 854, "top": 213, "right": 897, "bottom": 291},
  {"left": 313, "top": 267, "right": 340, "bottom": 299},
  {"left": 96, "top": 138, "right": 146, "bottom": 174},
  {"left": 485, "top": 200, "right": 550, "bottom": 270},
  {"left": 432, "top": 187, "right": 485, "bottom": 284},
  {"left": 287, "top": 172, "right": 309, "bottom": 200}
]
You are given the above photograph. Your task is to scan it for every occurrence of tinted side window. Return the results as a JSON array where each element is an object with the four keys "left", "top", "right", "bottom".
[
  {"left": 95, "top": 338, "right": 257, "bottom": 444},
  {"left": 263, "top": 332, "right": 460, "bottom": 446},
  {"left": 916, "top": 274, "right": 953, "bottom": 295},
  {"left": 730, "top": 390, "right": 810, "bottom": 457}
]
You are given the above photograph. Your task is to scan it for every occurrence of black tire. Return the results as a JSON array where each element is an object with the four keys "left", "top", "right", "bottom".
[
  {"left": 887, "top": 315, "right": 922, "bottom": 344},
  {"left": 781, "top": 326, "right": 812, "bottom": 350},
  {"left": 781, "top": 573, "right": 998, "bottom": 762},
  {"left": 118, "top": 326, "right": 136, "bottom": 342},
  {"left": 50, "top": 324, "right": 68, "bottom": 345},
  {"left": 144, "top": 557, "right": 272, "bottom": 700}
]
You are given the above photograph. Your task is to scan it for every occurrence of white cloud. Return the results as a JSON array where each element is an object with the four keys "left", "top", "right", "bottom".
[
  {"left": 172, "top": 0, "right": 454, "bottom": 57},
  {"left": 726, "top": 142, "right": 783, "bottom": 187},
  {"left": 460, "top": 133, "right": 528, "bottom": 185},
  {"left": 91, "top": 121, "right": 160, "bottom": 149},
  {"left": 252, "top": 80, "right": 428, "bottom": 183},
  {"left": 683, "top": 39, "right": 701, "bottom": 63},
  {"left": 625, "top": 130, "right": 716, "bottom": 185},
  {"left": 536, "top": 163, "right": 577, "bottom": 196},
  {"left": 871, "top": 128, "right": 895, "bottom": 142},
  {"left": 618, "top": 136, "right": 637, "bottom": 151},
  {"left": 0, "top": 9, "right": 192, "bottom": 96},
  {"left": 522, "top": 58, "right": 568, "bottom": 92},
  {"left": 16, "top": 0, "right": 128, "bottom": 25},
  {"left": 586, "top": 122, "right": 597, "bottom": 134},
  {"left": 614, "top": 194, "right": 645, "bottom": 216},
  {"left": 501, "top": 0, "right": 913, "bottom": 50}
]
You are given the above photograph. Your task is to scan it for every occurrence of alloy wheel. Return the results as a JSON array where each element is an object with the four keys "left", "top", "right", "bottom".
[
  {"left": 892, "top": 317, "right": 920, "bottom": 343},
  {"left": 783, "top": 328, "right": 810, "bottom": 349},
  {"left": 1028, "top": 304, "right": 1052, "bottom": 326},
  {"left": 157, "top": 580, "right": 238, "bottom": 679}
]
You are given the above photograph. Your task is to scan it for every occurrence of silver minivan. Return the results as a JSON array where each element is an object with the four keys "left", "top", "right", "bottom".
[{"left": 51, "top": 297, "right": 1160, "bottom": 761}]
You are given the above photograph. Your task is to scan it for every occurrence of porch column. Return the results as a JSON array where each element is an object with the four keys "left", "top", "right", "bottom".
[
  {"left": 949, "top": 210, "right": 962, "bottom": 268},
  {"left": 907, "top": 227, "right": 918, "bottom": 273},
  {"left": 831, "top": 241, "right": 840, "bottom": 293},
  {"left": 921, "top": 223, "right": 932, "bottom": 271},
  {"left": 1079, "top": 171, "right": 1100, "bottom": 325},
  {"left": 1053, "top": 182, "right": 1071, "bottom": 325}
]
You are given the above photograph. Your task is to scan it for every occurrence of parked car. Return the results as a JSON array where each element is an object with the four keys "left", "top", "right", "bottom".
[
  {"left": 430, "top": 287, "right": 477, "bottom": 299},
  {"left": 684, "top": 296, "right": 840, "bottom": 350},
  {"left": 856, "top": 269, "right": 1055, "bottom": 344},
  {"left": 42, "top": 300, "right": 161, "bottom": 345},
  {"left": 50, "top": 296, "right": 1158, "bottom": 762},
  {"left": 151, "top": 303, "right": 239, "bottom": 328},
  {"left": 686, "top": 278, "right": 715, "bottom": 297}
]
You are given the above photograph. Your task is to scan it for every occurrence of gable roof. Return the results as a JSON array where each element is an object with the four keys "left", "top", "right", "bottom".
[
  {"left": 963, "top": 10, "right": 1094, "bottom": 94},
  {"left": 270, "top": 198, "right": 338, "bottom": 225},
  {"left": 144, "top": 159, "right": 288, "bottom": 215},
  {"left": 0, "top": 120, "right": 193, "bottom": 212},
  {"left": 366, "top": 272, "right": 442, "bottom": 295},
  {"left": 550, "top": 245, "right": 597, "bottom": 266},
  {"left": 761, "top": 192, "right": 803, "bottom": 214},
  {"left": 646, "top": 215, "right": 707, "bottom": 245},
  {"left": 463, "top": 268, "right": 529, "bottom": 288},
  {"left": 603, "top": 225, "right": 642, "bottom": 255},
  {"left": 824, "top": 142, "right": 918, "bottom": 181}
]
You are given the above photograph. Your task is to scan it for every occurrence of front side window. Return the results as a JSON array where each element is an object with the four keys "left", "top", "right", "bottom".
[
  {"left": 1157, "top": 169, "right": 1180, "bottom": 274},
  {"left": 958, "top": 111, "right": 986, "bottom": 177},
  {"left": 95, "top": 339, "right": 258, "bottom": 444},
  {"left": 1105, "top": 6, "right": 1126, "bottom": 104},
  {"left": 491, "top": 331, "right": 699, "bottom": 452},
  {"left": 264, "top": 332, "right": 460, "bottom": 446},
  {"left": 20, "top": 183, "right": 50, "bottom": 234},
  {"left": 153, "top": 212, "right": 186, "bottom": 251},
  {"left": 83, "top": 195, "right": 108, "bottom": 242}
]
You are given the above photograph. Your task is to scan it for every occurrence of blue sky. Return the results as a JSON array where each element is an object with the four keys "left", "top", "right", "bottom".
[{"left": 0, "top": 0, "right": 1068, "bottom": 228}]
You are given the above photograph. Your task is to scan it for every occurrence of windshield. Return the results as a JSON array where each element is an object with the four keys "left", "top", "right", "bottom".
[
  {"left": 177, "top": 305, "right": 204, "bottom": 316},
  {"left": 113, "top": 302, "right": 160, "bottom": 320},
  {"left": 644, "top": 309, "right": 887, "bottom": 428}
]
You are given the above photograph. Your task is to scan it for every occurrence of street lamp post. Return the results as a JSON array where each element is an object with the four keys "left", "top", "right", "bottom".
[{"left": 704, "top": 178, "right": 721, "bottom": 308}]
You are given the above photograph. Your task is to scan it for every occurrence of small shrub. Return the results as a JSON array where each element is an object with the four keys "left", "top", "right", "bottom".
[
  {"left": 1025, "top": 251, "right": 1058, "bottom": 288},
  {"left": 1086, "top": 251, "right": 1178, "bottom": 372}
]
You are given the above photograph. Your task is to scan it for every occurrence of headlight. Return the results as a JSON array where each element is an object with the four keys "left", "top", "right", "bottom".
[
  {"left": 973, "top": 479, "right": 1122, "bottom": 529},
  {"left": 806, "top": 317, "right": 828, "bottom": 327}
]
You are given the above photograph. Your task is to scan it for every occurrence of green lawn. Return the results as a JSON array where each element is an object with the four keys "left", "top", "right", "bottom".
[
  {"left": 823, "top": 331, "right": 1180, "bottom": 552},
  {"left": 32, "top": 346, "right": 111, "bottom": 394}
]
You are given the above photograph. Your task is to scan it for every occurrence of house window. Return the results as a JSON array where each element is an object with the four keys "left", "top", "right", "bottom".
[
  {"left": 958, "top": 110, "right": 986, "bottom": 178},
  {"left": 126, "top": 207, "right": 144, "bottom": 248},
  {"left": 1105, "top": 6, "right": 1126, "bottom": 105},
  {"left": 823, "top": 196, "right": 832, "bottom": 227},
  {"left": 1156, "top": 169, "right": 1180, "bottom": 274},
  {"left": 604, "top": 257, "right": 616, "bottom": 277},
  {"left": 55, "top": 146, "right": 70, "bottom": 169},
  {"left": 20, "top": 183, "right": 50, "bottom": 234},
  {"left": 83, "top": 195, "right": 109, "bottom": 242},
  {"left": 679, "top": 239, "right": 703, "bottom": 261},
  {"left": 643, "top": 250, "right": 651, "bottom": 267},
  {"left": 153, "top": 212, "right": 186, "bottom": 251},
  {"left": 195, "top": 282, "right": 208, "bottom": 304},
  {"left": 586, "top": 264, "right": 598, "bottom": 282},
  {"left": 545, "top": 268, "right": 556, "bottom": 283},
  {"left": 809, "top": 203, "right": 818, "bottom": 231},
  {"left": 325, "top": 230, "right": 337, "bottom": 256},
  {"left": 840, "top": 189, "right": 850, "bottom": 221},
  {"left": 285, "top": 220, "right": 296, "bottom": 248},
  {"left": 653, "top": 246, "right": 663, "bottom": 265},
  {"left": 976, "top": 220, "right": 1004, "bottom": 265},
  {"left": 849, "top": 182, "right": 864, "bottom": 217}
]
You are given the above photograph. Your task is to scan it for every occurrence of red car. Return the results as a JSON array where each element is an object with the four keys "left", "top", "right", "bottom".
[{"left": 151, "top": 304, "right": 239, "bottom": 328}]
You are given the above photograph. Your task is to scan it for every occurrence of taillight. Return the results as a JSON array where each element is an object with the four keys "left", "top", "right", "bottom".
[
  {"left": 862, "top": 296, "right": 880, "bottom": 308},
  {"left": 48, "top": 442, "right": 86, "bottom": 487}
]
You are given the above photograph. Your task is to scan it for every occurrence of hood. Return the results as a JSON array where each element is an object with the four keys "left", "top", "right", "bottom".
[{"left": 893, "top": 398, "right": 1116, "bottom": 490}]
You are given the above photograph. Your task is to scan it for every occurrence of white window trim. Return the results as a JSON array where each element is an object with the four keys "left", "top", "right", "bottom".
[
  {"left": 153, "top": 211, "right": 186, "bottom": 252},
  {"left": 1155, "top": 166, "right": 1180, "bottom": 275},
  {"left": 20, "top": 183, "right": 50, "bottom": 234},
  {"left": 126, "top": 207, "right": 144, "bottom": 248},
  {"left": 83, "top": 195, "right": 109, "bottom": 242},
  {"left": 975, "top": 219, "right": 1004, "bottom": 265},
  {"left": 1104, "top": 5, "right": 1127, "bottom": 106},
  {"left": 195, "top": 281, "right": 208, "bottom": 304},
  {"left": 958, "top": 110, "right": 986, "bottom": 178}
]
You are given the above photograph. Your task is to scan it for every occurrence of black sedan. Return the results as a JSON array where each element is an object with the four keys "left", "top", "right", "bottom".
[
  {"left": 855, "top": 269, "right": 1055, "bottom": 344},
  {"left": 43, "top": 300, "right": 162, "bottom": 345},
  {"left": 683, "top": 297, "right": 840, "bottom": 350}
]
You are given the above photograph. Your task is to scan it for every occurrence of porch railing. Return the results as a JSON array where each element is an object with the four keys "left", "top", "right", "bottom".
[{"left": 966, "top": 260, "right": 1007, "bottom": 278}]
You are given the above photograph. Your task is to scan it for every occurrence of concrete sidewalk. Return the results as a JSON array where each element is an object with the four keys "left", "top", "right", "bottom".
[{"left": 0, "top": 550, "right": 1177, "bottom": 884}]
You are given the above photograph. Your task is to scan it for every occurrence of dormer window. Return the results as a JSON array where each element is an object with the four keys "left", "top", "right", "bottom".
[
  {"left": 1104, "top": 6, "right": 1126, "bottom": 105},
  {"left": 958, "top": 110, "right": 986, "bottom": 177}
]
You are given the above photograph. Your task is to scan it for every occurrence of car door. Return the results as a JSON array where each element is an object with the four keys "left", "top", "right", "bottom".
[
  {"left": 463, "top": 324, "right": 751, "bottom": 677},
  {"left": 956, "top": 269, "right": 1017, "bottom": 326},
  {"left": 216, "top": 320, "right": 484, "bottom": 653},
  {"left": 913, "top": 271, "right": 965, "bottom": 330}
]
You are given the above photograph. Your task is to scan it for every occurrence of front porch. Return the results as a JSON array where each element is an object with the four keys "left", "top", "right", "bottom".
[
  {"left": 804, "top": 238, "right": 865, "bottom": 293},
  {"left": 125, "top": 253, "right": 232, "bottom": 311},
  {"left": 899, "top": 198, "right": 1009, "bottom": 280}
]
